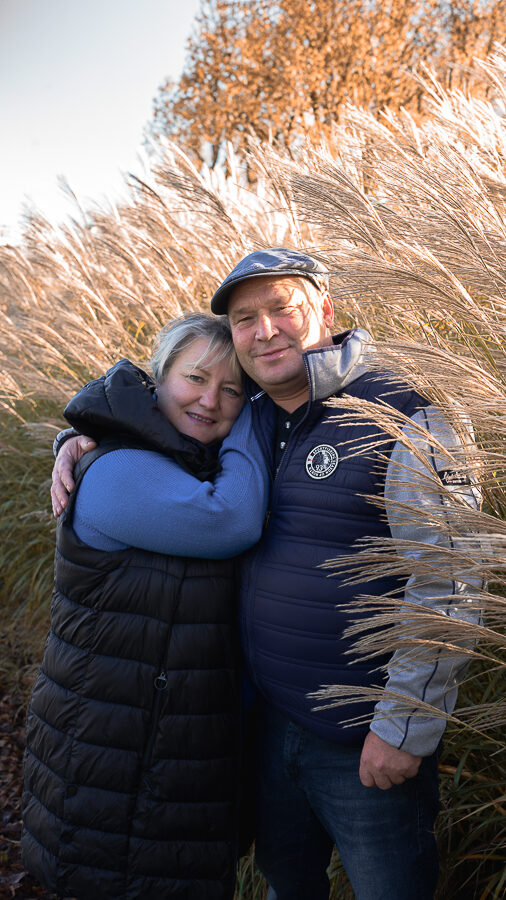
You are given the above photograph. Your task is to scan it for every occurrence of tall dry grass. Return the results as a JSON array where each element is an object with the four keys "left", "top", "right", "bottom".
[{"left": 0, "top": 48, "right": 505, "bottom": 899}]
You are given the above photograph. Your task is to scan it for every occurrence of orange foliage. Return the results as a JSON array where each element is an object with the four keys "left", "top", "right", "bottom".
[{"left": 153, "top": 0, "right": 506, "bottom": 165}]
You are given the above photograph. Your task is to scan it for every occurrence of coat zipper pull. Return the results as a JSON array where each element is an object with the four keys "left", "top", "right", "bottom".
[{"left": 154, "top": 670, "right": 168, "bottom": 691}]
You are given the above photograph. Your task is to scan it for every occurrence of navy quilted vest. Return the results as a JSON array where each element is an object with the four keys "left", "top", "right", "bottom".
[{"left": 240, "top": 363, "right": 427, "bottom": 745}]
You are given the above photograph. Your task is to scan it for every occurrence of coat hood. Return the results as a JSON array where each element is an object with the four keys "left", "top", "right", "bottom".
[{"left": 64, "top": 358, "right": 220, "bottom": 481}]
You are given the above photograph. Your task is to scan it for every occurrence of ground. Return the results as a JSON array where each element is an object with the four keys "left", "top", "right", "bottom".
[{"left": 0, "top": 688, "right": 54, "bottom": 899}]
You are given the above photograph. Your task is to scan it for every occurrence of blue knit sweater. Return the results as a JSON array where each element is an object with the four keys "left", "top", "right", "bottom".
[{"left": 72, "top": 401, "right": 269, "bottom": 558}]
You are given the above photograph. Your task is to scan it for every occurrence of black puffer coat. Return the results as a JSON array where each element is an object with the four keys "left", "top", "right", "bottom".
[{"left": 21, "top": 362, "right": 241, "bottom": 899}]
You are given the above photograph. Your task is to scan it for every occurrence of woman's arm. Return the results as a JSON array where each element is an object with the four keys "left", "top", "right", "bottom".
[{"left": 73, "top": 402, "right": 270, "bottom": 558}]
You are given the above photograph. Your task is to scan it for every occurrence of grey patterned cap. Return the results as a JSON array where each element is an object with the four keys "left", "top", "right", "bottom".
[{"left": 210, "top": 248, "right": 330, "bottom": 315}]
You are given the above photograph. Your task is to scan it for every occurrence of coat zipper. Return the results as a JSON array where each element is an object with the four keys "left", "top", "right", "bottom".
[
  {"left": 142, "top": 669, "right": 168, "bottom": 767},
  {"left": 142, "top": 564, "right": 186, "bottom": 770},
  {"left": 244, "top": 366, "right": 314, "bottom": 667}
]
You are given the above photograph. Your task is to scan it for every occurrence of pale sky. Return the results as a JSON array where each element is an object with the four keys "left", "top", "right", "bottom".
[{"left": 0, "top": 0, "right": 201, "bottom": 240}]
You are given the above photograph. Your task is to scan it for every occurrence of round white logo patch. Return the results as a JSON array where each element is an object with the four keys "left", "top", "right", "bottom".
[{"left": 305, "top": 444, "right": 339, "bottom": 479}]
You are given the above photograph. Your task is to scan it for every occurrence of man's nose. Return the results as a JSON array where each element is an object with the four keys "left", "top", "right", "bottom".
[{"left": 255, "top": 313, "right": 278, "bottom": 341}]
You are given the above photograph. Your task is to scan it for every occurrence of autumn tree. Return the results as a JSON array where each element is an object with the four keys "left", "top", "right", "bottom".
[{"left": 152, "top": 0, "right": 506, "bottom": 166}]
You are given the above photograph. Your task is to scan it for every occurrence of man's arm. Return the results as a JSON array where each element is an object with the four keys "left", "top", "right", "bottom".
[
  {"left": 51, "top": 434, "right": 97, "bottom": 516},
  {"left": 360, "top": 404, "right": 482, "bottom": 788}
]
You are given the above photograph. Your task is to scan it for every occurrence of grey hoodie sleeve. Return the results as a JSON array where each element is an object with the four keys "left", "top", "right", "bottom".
[
  {"left": 53, "top": 427, "right": 78, "bottom": 457},
  {"left": 369, "top": 405, "right": 483, "bottom": 757}
]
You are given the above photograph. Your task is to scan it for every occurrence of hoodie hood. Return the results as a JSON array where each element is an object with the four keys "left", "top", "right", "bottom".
[{"left": 305, "top": 328, "right": 373, "bottom": 401}]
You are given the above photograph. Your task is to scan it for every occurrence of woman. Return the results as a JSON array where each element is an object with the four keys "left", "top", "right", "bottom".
[{"left": 21, "top": 313, "right": 269, "bottom": 900}]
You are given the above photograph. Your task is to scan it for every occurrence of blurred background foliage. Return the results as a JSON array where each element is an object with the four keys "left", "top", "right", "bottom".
[
  {"left": 152, "top": 0, "right": 506, "bottom": 167},
  {"left": 1, "top": 4, "right": 505, "bottom": 896}
]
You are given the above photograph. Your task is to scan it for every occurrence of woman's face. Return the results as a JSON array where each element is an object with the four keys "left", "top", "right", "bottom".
[{"left": 156, "top": 337, "right": 244, "bottom": 444}]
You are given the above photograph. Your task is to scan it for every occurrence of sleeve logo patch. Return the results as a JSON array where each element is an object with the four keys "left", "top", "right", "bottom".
[
  {"left": 438, "top": 468, "right": 471, "bottom": 487},
  {"left": 306, "top": 444, "right": 339, "bottom": 479}
]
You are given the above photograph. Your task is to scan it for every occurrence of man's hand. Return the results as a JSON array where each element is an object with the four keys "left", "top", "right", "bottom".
[
  {"left": 359, "top": 730, "right": 422, "bottom": 790},
  {"left": 51, "top": 435, "right": 97, "bottom": 517}
]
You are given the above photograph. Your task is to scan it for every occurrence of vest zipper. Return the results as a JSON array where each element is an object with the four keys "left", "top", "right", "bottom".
[
  {"left": 142, "top": 564, "right": 186, "bottom": 772},
  {"left": 143, "top": 669, "right": 169, "bottom": 767},
  {"left": 244, "top": 368, "right": 314, "bottom": 671},
  {"left": 270, "top": 354, "right": 313, "bottom": 491},
  {"left": 154, "top": 670, "right": 169, "bottom": 691}
]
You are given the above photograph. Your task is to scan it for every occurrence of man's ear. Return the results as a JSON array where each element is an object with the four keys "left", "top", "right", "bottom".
[{"left": 321, "top": 291, "right": 335, "bottom": 329}]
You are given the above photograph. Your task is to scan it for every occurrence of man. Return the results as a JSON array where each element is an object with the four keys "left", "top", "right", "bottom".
[{"left": 53, "top": 248, "right": 480, "bottom": 899}]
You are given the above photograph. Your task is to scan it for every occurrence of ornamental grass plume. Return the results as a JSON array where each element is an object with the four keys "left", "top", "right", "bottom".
[{"left": 0, "top": 145, "right": 304, "bottom": 415}]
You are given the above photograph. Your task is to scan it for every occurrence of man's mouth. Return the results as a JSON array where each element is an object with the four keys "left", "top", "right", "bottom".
[{"left": 255, "top": 347, "right": 290, "bottom": 360}]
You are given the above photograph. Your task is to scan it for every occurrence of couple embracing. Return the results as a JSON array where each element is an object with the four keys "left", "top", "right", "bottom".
[{"left": 22, "top": 249, "right": 480, "bottom": 900}]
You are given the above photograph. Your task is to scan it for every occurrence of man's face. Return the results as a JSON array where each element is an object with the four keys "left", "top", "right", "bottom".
[{"left": 227, "top": 275, "right": 334, "bottom": 395}]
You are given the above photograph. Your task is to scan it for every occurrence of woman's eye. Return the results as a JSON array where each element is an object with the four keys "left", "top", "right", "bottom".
[
  {"left": 187, "top": 373, "right": 203, "bottom": 383},
  {"left": 224, "top": 387, "right": 241, "bottom": 397}
]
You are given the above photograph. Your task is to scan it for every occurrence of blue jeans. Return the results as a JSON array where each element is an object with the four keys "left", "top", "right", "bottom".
[{"left": 254, "top": 704, "right": 439, "bottom": 900}]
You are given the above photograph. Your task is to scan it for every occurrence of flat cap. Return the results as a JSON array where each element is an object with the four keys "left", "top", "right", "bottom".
[{"left": 210, "top": 247, "right": 329, "bottom": 315}]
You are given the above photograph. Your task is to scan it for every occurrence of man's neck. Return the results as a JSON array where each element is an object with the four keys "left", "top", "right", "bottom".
[{"left": 265, "top": 384, "right": 309, "bottom": 412}]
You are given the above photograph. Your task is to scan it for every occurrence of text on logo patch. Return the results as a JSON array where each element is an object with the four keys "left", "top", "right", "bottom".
[
  {"left": 305, "top": 444, "right": 339, "bottom": 479},
  {"left": 438, "top": 468, "right": 471, "bottom": 487}
]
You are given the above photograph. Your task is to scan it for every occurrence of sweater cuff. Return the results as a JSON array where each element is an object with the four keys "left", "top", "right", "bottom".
[
  {"left": 53, "top": 427, "right": 78, "bottom": 458},
  {"left": 370, "top": 708, "right": 447, "bottom": 757}
]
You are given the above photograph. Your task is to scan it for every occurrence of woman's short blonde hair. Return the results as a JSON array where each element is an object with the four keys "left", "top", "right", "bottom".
[{"left": 151, "top": 313, "right": 241, "bottom": 384}]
